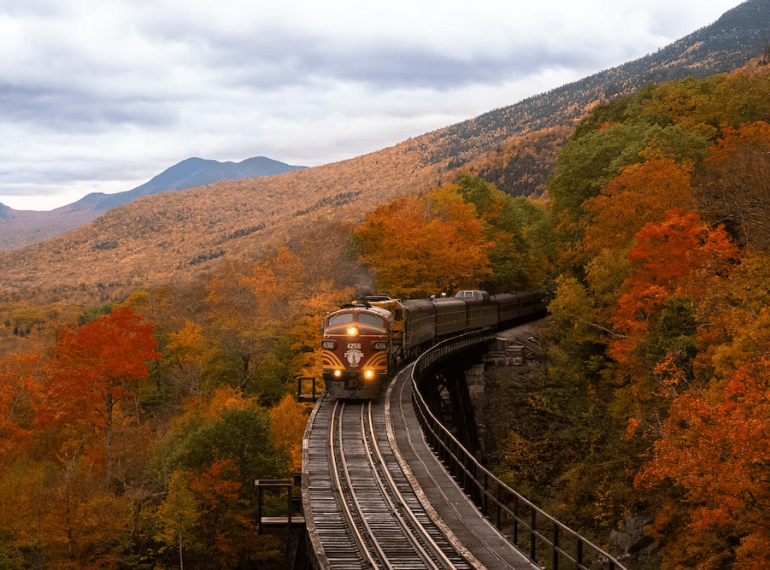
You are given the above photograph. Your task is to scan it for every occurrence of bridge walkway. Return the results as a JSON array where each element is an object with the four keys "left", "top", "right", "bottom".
[{"left": 386, "top": 364, "right": 537, "bottom": 570}]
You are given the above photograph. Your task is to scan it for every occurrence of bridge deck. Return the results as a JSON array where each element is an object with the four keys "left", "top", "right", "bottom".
[
  {"left": 302, "top": 361, "right": 538, "bottom": 569},
  {"left": 386, "top": 366, "right": 537, "bottom": 570}
]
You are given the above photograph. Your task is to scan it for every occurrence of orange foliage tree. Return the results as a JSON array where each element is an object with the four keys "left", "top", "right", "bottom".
[
  {"left": 637, "top": 356, "right": 770, "bottom": 568},
  {"left": 270, "top": 393, "right": 311, "bottom": 472},
  {"left": 165, "top": 318, "right": 209, "bottom": 401},
  {"left": 205, "top": 251, "right": 302, "bottom": 396},
  {"left": 695, "top": 120, "right": 770, "bottom": 249},
  {"left": 582, "top": 157, "right": 694, "bottom": 257},
  {"left": 354, "top": 186, "right": 492, "bottom": 296},
  {"left": 0, "top": 353, "right": 43, "bottom": 463}
]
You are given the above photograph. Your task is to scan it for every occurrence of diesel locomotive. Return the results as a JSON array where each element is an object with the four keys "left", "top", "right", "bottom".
[{"left": 321, "top": 290, "right": 544, "bottom": 399}]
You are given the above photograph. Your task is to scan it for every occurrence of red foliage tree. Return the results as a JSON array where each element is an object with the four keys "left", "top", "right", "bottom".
[
  {"left": 38, "top": 307, "right": 160, "bottom": 489},
  {"left": 0, "top": 353, "right": 43, "bottom": 463},
  {"left": 610, "top": 210, "right": 738, "bottom": 367}
]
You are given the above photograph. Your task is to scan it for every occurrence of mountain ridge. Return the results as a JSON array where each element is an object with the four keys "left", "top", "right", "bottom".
[
  {"left": 1, "top": 0, "right": 768, "bottom": 304},
  {"left": 414, "top": 0, "right": 770, "bottom": 171},
  {"left": 67, "top": 156, "right": 306, "bottom": 213},
  {"left": 0, "top": 156, "right": 305, "bottom": 250}
]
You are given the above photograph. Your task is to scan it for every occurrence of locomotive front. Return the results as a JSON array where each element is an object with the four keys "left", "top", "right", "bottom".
[{"left": 321, "top": 304, "right": 393, "bottom": 399}]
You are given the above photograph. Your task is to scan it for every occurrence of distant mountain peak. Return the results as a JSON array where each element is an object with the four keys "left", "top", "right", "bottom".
[{"left": 67, "top": 156, "right": 306, "bottom": 213}]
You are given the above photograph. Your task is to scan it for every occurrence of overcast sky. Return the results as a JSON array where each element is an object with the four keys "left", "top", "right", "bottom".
[{"left": 0, "top": 0, "right": 743, "bottom": 211}]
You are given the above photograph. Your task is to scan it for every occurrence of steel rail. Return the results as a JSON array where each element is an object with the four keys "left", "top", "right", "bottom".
[
  {"left": 362, "top": 402, "right": 456, "bottom": 570},
  {"left": 328, "top": 400, "right": 383, "bottom": 569},
  {"left": 325, "top": 397, "right": 475, "bottom": 570}
]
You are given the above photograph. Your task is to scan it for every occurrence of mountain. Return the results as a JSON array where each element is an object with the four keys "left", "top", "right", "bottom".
[
  {"left": 0, "top": 157, "right": 305, "bottom": 251},
  {"left": 1, "top": 0, "right": 768, "bottom": 304},
  {"left": 405, "top": 0, "right": 770, "bottom": 172},
  {"left": 67, "top": 156, "right": 306, "bottom": 213},
  {"left": 0, "top": 203, "right": 11, "bottom": 221}
]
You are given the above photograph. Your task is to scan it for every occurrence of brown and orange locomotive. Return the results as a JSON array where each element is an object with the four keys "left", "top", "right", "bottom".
[{"left": 321, "top": 290, "right": 545, "bottom": 399}]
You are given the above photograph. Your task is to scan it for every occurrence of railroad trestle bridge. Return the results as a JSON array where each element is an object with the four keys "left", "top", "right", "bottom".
[{"left": 286, "top": 329, "right": 628, "bottom": 570}]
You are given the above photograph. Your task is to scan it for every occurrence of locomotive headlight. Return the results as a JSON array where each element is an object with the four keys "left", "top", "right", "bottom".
[
  {"left": 346, "top": 325, "right": 359, "bottom": 337},
  {"left": 334, "top": 370, "right": 342, "bottom": 378},
  {"left": 363, "top": 369, "right": 375, "bottom": 380}
]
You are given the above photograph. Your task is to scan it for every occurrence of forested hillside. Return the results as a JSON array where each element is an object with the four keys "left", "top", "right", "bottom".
[
  {"left": 540, "top": 66, "right": 770, "bottom": 567},
  {"left": 413, "top": 0, "right": 770, "bottom": 171},
  {"left": 1, "top": 2, "right": 770, "bottom": 567},
  {"left": 0, "top": 0, "right": 768, "bottom": 305},
  {"left": 0, "top": 225, "right": 363, "bottom": 569}
]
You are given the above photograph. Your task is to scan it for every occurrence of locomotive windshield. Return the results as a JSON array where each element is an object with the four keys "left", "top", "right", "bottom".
[
  {"left": 328, "top": 313, "right": 354, "bottom": 326},
  {"left": 328, "top": 311, "right": 385, "bottom": 328},
  {"left": 358, "top": 313, "right": 385, "bottom": 327}
]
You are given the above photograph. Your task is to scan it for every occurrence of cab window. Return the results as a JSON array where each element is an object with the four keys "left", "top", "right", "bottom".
[
  {"left": 359, "top": 313, "right": 384, "bottom": 327},
  {"left": 328, "top": 313, "right": 354, "bottom": 326}
]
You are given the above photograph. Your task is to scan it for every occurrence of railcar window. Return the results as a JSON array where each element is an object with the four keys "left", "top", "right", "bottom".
[
  {"left": 359, "top": 313, "right": 384, "bottom": 327},
  {"left": 328, "top": 313, "right": 354, "bottom": 326}
]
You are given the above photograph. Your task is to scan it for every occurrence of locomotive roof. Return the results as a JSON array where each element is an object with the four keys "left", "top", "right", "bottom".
[{"left": 329, "top": 303, "right": 393, "bottom": 319}]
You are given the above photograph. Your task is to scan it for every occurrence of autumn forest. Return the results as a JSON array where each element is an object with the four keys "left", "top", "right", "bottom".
[{"left": 1, "top": 63, "right": 770, "bottom": 569}]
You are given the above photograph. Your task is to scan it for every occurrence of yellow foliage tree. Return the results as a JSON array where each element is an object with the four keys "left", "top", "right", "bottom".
[
  {"left": 154, "top": 470, "right": 201, "bottom": 570},
  {"left": 269, "top": 394, "right": 311, "bottom": 472}
]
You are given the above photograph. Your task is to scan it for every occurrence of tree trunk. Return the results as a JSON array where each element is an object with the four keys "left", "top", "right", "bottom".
[{"left": 105, "top": 391, "right": 114, "bottom": 492}]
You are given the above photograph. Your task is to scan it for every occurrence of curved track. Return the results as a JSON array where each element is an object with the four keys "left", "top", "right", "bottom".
[{"left": 303, "top": 390, "right": 473, "bottom": 569}]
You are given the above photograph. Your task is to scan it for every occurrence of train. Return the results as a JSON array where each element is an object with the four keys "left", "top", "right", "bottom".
[{"left": 321, "top": 289, "right": 545, "bottom": 399}]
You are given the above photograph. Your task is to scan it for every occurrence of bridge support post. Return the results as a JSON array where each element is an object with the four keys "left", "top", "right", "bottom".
[
  {"left": 530, "top": 508, "right": 537, "bottom": 562},
  {"left": 442, "top": 367, "right": 481, "bottom": 457}
]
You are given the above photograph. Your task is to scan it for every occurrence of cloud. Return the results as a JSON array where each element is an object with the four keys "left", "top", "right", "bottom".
[{"left": 0, "top": 0, "right": 742, "bottom": 210}]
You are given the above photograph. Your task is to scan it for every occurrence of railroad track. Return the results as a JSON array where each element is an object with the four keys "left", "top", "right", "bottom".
[{"left": 303, "top": 391, "right": 473, "bottom": 569}]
